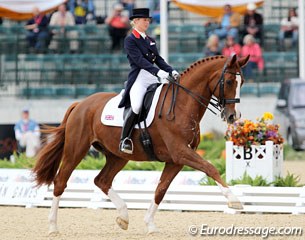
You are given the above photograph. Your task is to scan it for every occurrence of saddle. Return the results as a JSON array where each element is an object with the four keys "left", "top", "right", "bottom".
[{"left": 124, "top": 83, "right": 161, "bottom": 160}]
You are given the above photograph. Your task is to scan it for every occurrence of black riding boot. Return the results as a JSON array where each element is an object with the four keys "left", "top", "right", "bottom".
[{"left": 119, "top": 109, "right": 138, "bottom": 154}]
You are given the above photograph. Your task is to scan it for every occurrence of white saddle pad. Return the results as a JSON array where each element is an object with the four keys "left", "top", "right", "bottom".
[{"left": 101, "top": 84, "right": 164, "bottom": 128}]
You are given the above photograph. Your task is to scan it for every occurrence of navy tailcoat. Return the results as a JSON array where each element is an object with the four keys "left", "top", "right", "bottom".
[{"left": 118, "top": 29, "right": 173, "bottom": 108}]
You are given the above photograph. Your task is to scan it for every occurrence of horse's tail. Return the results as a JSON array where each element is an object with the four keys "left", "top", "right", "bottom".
[{"left": 32, "top": 102, "right": 79, "bottom": 186}]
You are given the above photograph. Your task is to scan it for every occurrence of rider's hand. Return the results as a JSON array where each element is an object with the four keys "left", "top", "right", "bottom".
[
  {"left": 157, "top": 70, "right": 170, "bottom": 83},
  {"left": 171, "top": 70, "right": 180, "bottom": 81},
  {"left": 157, "top": 70, "right": 169, "bottom": 79}
]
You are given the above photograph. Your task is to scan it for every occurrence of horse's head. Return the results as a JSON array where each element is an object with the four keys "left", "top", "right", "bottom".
[{"left": 210, "top": 54, "right": 250, "bottom": 124}]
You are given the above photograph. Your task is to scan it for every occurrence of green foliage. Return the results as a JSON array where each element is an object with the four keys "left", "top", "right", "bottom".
[
  {"left": 229, "top": 172, "right": 270, "bottom": 186},
  {"left": 197, "top": 138, "right": 226, "bottom": 160},
  {"left": 272, "top": 172, "right": 304, "bottom": 187},
  {"left": 283, "top": 144, "right": 305, "bottom": 160}
]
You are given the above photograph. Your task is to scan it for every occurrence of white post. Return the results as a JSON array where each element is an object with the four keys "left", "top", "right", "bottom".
[
  {"left": 160, "top": 0, "right": 168, "bottom": 62},
  {"left": 299, "top": 0, "right": 305, "bottom": 79}
]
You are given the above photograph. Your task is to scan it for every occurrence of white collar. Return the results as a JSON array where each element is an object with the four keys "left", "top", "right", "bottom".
[{"left": 134, "top": 28, "right": 146, "bottom": 39}]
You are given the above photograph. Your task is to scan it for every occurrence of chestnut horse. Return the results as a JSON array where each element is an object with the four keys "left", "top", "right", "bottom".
[{"left": 33, "top": 54, "right": 249, "bottom": 234}]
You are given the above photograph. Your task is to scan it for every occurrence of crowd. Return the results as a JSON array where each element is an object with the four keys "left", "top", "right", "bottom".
[{"left": 204, "top": 3, "right": 299, "bottom": 80}]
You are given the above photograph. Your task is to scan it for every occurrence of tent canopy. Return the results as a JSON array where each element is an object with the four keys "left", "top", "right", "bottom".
[
  {"left": 172, "top": 0, "right": 264, "bottom": 17},
  {"left": 0, "top": 0, "right": 66, "bottom": 21}
]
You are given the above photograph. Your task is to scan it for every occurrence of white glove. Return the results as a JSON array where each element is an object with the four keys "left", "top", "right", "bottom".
[
  {"left": 171, "top": 70, "right": 180, "bottom": 80},
  {"left": 157, "top": 70, "right": 169, "bottom": 79}
]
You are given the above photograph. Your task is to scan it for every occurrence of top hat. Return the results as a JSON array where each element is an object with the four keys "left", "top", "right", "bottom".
[{"left": 129, "top": 8, "right": 151, "bottom": 20}]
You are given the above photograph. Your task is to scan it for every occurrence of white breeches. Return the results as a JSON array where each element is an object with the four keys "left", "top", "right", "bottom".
[
  {"left": 129, "top": 69, "right": 160, "bottom": 114},
  {"left": 19, "top": 132, "right": 41, "bottom": 157}
]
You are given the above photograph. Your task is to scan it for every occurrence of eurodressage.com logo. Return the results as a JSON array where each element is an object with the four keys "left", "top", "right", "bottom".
[{"left": 188, "top": 224, "right": 303, "bottom": 238}]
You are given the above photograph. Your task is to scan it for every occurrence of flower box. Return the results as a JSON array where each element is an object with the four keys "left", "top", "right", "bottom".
[{"left": 226, "top": 141, "right": 283, "bottom": 182}]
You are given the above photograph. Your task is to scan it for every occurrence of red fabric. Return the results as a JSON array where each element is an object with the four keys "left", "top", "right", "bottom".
[
  {"left": 241, "top": 43, "right": 264, "bottom": 70},
  {"left": 110, "top": 16, "right": 127, "bottom": 29}
]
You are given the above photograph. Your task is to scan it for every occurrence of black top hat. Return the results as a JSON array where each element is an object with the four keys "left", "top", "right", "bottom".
[{"left": 129, "top": 8, "right": 151, "bottom": 20}]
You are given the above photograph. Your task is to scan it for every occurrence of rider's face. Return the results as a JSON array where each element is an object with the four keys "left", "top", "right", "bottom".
[{"left": 134, "top": 18, "right": 151, "bottom": 32}]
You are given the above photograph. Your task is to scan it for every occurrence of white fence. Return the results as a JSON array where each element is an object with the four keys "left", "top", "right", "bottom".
[{"left": 0, "top": 169, "right": 304, "bottom": 214}]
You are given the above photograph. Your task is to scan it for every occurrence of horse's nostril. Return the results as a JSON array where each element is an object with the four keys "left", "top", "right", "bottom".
[{"left": 228, "top": 114, "right": 235, "bottom": 123}]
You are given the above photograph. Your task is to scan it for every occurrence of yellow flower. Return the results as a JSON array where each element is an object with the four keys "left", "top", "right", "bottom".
[{"left": 262, "top": 112, "right": 273, "bottom": 121}]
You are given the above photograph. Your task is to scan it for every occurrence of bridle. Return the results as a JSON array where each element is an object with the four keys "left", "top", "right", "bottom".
[{"left": 158, "top": 58, "right": 242, "bottom": 120}]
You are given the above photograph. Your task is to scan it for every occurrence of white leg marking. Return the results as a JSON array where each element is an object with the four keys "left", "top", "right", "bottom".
[
  {"left": 216, "top": 182, "right": 243, "bottom": 210},
  {"left": 234, "top": 74, "right": 242, "bottom": 119},
  {"left": 48, "top": 195, "right": 60, "bottom": 234},
  {"left": 144, "top": 200, "right": 159, "bottom": 234},
  {"left": 108, "top": 188, "right": 129, "bottom": 230}
]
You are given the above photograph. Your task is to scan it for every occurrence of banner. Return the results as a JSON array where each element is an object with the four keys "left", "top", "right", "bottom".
[
  {"left": 172, "top": 0, "right": 264, "bottom": 17},
  {"left": 0, "top": 0, "right": 66, "bottom": 20}
]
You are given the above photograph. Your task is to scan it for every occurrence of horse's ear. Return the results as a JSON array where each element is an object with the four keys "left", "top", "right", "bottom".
[
  {"left": 238, "top": 55, "right": 250, "bottom": 68},
  {"left": 227, "top": 54, "right": 237, "bottom": 67}
]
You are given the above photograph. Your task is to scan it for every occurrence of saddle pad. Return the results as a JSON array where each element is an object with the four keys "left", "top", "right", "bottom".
[{"left": 101, "top": 84, "right": 164, "bottom": 128}]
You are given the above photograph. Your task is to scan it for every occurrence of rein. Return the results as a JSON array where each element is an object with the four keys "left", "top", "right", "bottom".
[{"left": 158, "top": 59, "right": 240, "bottom": 120}]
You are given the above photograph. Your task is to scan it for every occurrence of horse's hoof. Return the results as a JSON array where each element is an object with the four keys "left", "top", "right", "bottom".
[
  {"left": 147, "top": 226, "right": 159, "bottom": 235},
  {"left": 228, "top": 201, "right": 243, "bottom": 210},
  {"left": 116, "top": 217, "right": 129, "bottom": 230}
]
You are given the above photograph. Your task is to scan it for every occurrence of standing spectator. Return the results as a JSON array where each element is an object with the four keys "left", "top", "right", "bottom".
[
  {"left": 241, "top": 34, "right": 264, "bottom": 79},
  {"left": 278, "top": 8, "right": 299, "bottom": 50},
  {"left": 14, "top": 108, "right": 41, "bottom": 158},
  {"left": 222, "top": 35, "right": 241, "bottom": 57},
  {"left": 204, "top": 34, "right": 222, "bottom": 57},
  {"left": 206, "top": 4, "right": 241, "bottom": 41},
  {"left": 49, "top": 4, "right": 78, "bottom": 53},
  {"left": 242, "top": 3, "right": 263, "bottom": 44},
  {"left": 105, "top": 3, "right": 130, "bottom": 52},
  {"left": 25, "top": 7, "right": 50, "bottom": 53}
]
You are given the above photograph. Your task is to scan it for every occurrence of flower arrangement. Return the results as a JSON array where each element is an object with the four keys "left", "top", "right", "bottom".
[{"left": 225, "top": 112, "right": 284, "bottom": 148}]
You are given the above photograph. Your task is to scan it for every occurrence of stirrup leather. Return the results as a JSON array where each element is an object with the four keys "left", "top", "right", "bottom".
[{"left": 120, "top": 137, "right": 134, "bottom": 154}]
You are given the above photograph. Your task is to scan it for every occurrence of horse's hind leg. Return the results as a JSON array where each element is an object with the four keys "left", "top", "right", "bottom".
[
  {"left": 94, "top": 154, "right": 129, "bottom": 230},
  {"left": 145, "top": 162, "right": 183, "bottom": 234},
  {"left": 49, "top": 141, "right": 90, "bottom": 234}
]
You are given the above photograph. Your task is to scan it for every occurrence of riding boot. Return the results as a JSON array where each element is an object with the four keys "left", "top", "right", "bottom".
[{"left": 119, "top": 109, "right": 138, "bottom": 154}]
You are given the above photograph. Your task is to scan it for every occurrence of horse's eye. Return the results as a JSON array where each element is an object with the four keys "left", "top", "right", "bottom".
[{"left": 226, "top": 79, "right": 233, "bottom": 85}]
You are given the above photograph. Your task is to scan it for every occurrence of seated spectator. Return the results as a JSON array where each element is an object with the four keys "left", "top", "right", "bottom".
[
  {"left": 25, "top": 7, "right": 50, "bottom": 53},
  {"left": 204, "top": 34, "right": 222, "bottom": 57},
  {"left": 241, "top": 34, "right": 264, "bottom": 79},
  {"left": 49, "top": 4, "right": 78, "bottom": 53},
  {"left": 105, "top": 3, "right": 130, "bottom": 52},
  {"left": 68, "top": 0, "right": 96, "bottom": 24},
  {"left": 206, "top": 4, "right": 241, "bottom": 41},
  {"left": 241, "top": 3, "right": 263, "bottom": 44},
  {"left": 222, "top": 35, "right": 241, "bottom": 57},
  {"left": 14, "top": 108, "right": 41, "bottom": 158},
  {"left": 279, "top": 8, "right": 299, "bottom": 50},
  {"left": 120, "top": 0, "right": 135, "bottom": 18}
]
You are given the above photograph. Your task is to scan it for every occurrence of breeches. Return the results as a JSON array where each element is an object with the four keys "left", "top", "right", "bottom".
[{"left": 130, "top": 69, "right": 159, "bottom": 114}]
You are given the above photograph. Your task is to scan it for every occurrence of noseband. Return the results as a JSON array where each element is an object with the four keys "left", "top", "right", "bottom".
[
  {"left": 158, "top": 58, "right": 241, "bottom": 120},
  {"left": 211, "top": 59, "right": 241, "bottom": 109}
]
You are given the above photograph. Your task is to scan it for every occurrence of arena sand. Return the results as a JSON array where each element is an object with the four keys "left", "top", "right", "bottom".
[{"left": 0, "top": 161, "right": 304, "bottom": 240}]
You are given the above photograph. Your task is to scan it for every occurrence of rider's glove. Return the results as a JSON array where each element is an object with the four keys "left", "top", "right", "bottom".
[
  {"left": 157, "top": 70, "right": 170, "bottom": 83},
  {"left": 171, "top": 70, "right": 180, "bottom": 81}
]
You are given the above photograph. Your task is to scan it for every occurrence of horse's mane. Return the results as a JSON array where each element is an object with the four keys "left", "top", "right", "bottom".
[{"left": 181, "top": 55, "right": 226, "bottom": 76}]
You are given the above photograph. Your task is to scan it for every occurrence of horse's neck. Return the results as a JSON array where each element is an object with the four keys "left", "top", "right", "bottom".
[{"left": 177, "top": 61, "right": 217, "bottom": 120}]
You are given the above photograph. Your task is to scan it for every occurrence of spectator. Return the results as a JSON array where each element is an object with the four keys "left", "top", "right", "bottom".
[
  {"left": 241, "top": 34, "right": 264, "bottom": 79},
  {"left": 204, "top": 34, "right": 222, "bottom": 57},
  {"left": 242, "top": 3, "right": 263, "bottom": 45},
  {"left": 278, "top": 8, "right": 299, "bottom": 50},
  {"left": 222, "top": 35, "right": 241, "bottom": 57},
  {"left": 25, "top": 7, "right": 50, "bottom": 53},
  {"left": 14, "top": 108, "right": 41, "bottom": 158},
  {"left": 206, "top": 4, "right": 241, "bottom": 41},
  {"left": 0, "top": 18, "right": 2, "bottom": 25},
  {"left": 49, "top": 4, "right": 78, "bottom": 53},
  {"left": 120, "top": 0, "right": 135, "bottom": 17},
  {"left": 68, "top": 0, "right": 95, "bottom": 23},
  {"left": 105, "top": 3, "right": 130, "bottom": 52}
]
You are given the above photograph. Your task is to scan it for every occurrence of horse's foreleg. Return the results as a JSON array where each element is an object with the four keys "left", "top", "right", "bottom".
[
  {"left": 94, "top": 156, "right": 129, "bottom": 230},
  {"left": 171, "top": 147, "right": 243, "bottom": 210},
  {"left": 144, "top": 162, "right": 183, "bottom": 234}
]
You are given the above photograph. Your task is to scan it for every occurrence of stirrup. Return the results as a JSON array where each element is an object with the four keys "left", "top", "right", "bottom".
[{"left": 120, "top": 138, "right": 134, "bottom": 154}]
